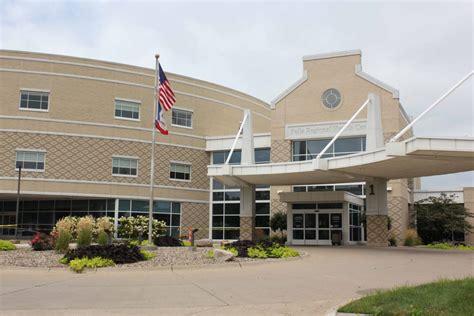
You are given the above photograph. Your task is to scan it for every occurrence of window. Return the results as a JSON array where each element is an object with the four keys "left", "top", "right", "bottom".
[
  {"left": 212, "top": 179, "right": 241, "bottom": 240},
  {"left": 15, "top": 150, "right": 45, "bottom": 171},
  {"left": 349, "top": 203, "right": 363, "bottom": 241},
  {"left": 211, "top": 148, "right": 271, "bottom": 165},
  {"left": 255, "top": 186, "right": 271, "bottom": 237},
  {"left": 117, "top": 199, "right": 181, "bottom": 238},
  {"left": 112, "top": 157, "right": 138, "bottom": 176},
  {"left": 170, "top": 162, "right": 191, "bottom": 181},
  {"left": 292, "top": 136, "right": 366, "bottom": 161},
  {"left": 20, "top": 90, "right": 49, "bottom": 111},
  {"left": 172, "top": 108, "right": 193, "bottom": 128},
  {"left": 153, "top": 201, "right": 181, "bottom": 238},
  {"left": 293, "top": 183, "right": 365, "bottom": 196},
  {"left": 321, "top": 88, "right": 342, "bottom": 109},
  {"left": 0, "top": 199, "right": 115, "bottom": 237},
  {"left": 115, "top": 99, "right": 140, "bottom": 120}
]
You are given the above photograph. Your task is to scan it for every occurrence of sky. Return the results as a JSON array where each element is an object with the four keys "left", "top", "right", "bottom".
[{"left": 1, "top": 0, "right": 473, "bottom": 191}]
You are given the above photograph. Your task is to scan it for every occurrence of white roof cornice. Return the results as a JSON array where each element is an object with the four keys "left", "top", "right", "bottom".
[
  {"left": 302, "top": 49, "right": 361, "bottom": 61},
  {"left": 270, "top": 70, "right": 308, "bottom": 108}
]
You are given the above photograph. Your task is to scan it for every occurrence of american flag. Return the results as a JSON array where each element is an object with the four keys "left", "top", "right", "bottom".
[{"left": 157, "top": 63, "right": 176, "bottom": 111}]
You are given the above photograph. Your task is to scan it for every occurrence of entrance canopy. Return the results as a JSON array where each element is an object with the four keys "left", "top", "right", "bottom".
[{"left": 208, "top": 137, "right": 474, "bottom": 187}]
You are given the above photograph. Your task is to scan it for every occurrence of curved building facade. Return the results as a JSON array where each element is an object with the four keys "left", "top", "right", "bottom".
[{"left": 0, "top": 49, "right": 415, "bottom": 244}]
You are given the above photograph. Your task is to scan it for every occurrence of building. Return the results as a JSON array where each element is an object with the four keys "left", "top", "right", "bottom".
[{"left": 1, "top": 49, "right": 472, "bottom": 246}]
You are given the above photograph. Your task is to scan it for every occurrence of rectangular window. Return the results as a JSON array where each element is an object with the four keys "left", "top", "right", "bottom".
[
  {"left": 169, "top": 162, "right": 191, "bottom": 181},
  {"left": 292, "top": 136, "right": 366, "bottom": 161},
  {"left": 19, "top": 90, "right": 49, "bottom": 111},
  {"left": 112, "top": 157, "right": 138, "bottom": 176},
  {"left": 114, "top": 99, "right": 140, "bottom": 120},
  {"left": 211, "top": 148, "right": 270, "bottom": 165},
  {"left": 172, "top": 108, "right": 193, "bottom": 128},
  {"left": 15, "top": 150, "right": 45, "bottom": 171}
]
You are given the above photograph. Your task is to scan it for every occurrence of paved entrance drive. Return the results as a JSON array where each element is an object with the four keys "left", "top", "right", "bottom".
[{"left": 1, "top": 247, "right": 473, "bottom": 315}]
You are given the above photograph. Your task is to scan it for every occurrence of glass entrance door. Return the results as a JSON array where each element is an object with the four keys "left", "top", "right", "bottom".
[{"left": 292, "top": 212, "right": 343, "bottom": 245}]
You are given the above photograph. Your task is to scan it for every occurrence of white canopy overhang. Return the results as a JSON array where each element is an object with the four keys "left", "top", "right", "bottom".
[{"left": 207, "top": 137, "right": 474, "bottom": 187}]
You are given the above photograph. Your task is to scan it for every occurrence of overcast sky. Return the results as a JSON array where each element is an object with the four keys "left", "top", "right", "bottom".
[{"left": 1, "top": 0, "right": 472, "bottom": 191}]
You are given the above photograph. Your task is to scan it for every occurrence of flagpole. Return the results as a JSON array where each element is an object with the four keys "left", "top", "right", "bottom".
[{"left": 148, "top": 53, "right": 160, "bottom": 244}]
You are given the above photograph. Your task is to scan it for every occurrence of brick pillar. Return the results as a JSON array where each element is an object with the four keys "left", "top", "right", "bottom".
[
  {"left": 366, "top": 178, "right": 389, "bottom": 247},
  {"left": 240, "top": 216, "right": 255, "bottom": 241},
  {"left": 366, "top": 215, "right": 389, "bottom": 247}
]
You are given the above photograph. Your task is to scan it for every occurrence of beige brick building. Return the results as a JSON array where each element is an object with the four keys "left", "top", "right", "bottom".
[{"left": 0, "top": 49, "right": 454, "bottom": 245}]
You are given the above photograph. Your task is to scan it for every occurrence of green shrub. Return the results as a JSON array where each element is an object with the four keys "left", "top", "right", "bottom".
[
  {"left": 76, "top": 216, "right": 94, "bottom": 248},
  {"left": 97, "top": 231, "right": 110, "bottom": 246},
  {"left": 247, "top": 246, "right": 268, "bottom": 258},
  {"left": 118, "top": 215, "right": 166, "bottom": 239},
  {"left": 225, "top": 247, "right": 238, "bottom": 256},
  {"left": 426, "top": 242, "right": 452, "bottom": 250},
  {"left": 53, "top": 216, "right": 77, "bottom": 239},
  {"left": 457, "top": 244, "right": 474, "bottom": 251},
  {"left": 388, "top": 236, "right": 398, "bottom": 247},
  {"left": 59, "top": 257, "right": 68, "bottom": 264},
  {"left": 140, "top": 250, "right": 156, "bottom": 260},
  {"left": 182, "top": 240, "right": 192, "bottom": 247},
  {"left": 268, "top": 245, "right": 299, "bottom": 258},
  {"left": 55, "top": 229, "right": 71, "bottom": 253},
  {"left": 0, "top": 240, "right": 16, "bottom": 251},
  {"left": 404, "top": 229, "right": 422, "bottom": 246},
  {"left": 206, "top": 250, "right": 214, "bottom": 258},
  {"left": 270, "top": 212, "right": 287, "bottom": 241},
  {"left": 69, "top": 257, "right": 115, "bottom": 273},
  {"left": 426, "top": 243, "right": 474, "bottom": 251},
  {"left": 77, "top": 228, "right": 93, "bottom": 248},
  {"left": 224, "top": 240, "right": 298, "bottom": 259},
  {"left": 95, "top": 216, "right": 114, "bottom": 236}
]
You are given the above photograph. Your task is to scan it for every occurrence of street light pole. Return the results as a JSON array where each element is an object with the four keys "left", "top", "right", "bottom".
[{"left": 15, "top": 166, "right": 22, "bottom": 238}]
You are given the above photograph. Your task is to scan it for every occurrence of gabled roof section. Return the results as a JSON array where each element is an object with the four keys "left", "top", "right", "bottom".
[
  {"left": 355, "top": 64, "right": 399, "bottom": 99},
  {"left": 270, "top": 70, "right": 307, "bottom": 109},
  {"left": 271, "top": 50, "right": 400, "bottom": 108}
]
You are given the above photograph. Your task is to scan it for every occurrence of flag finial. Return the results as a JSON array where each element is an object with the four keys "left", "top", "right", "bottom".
[{"left": 155, "top": 53, "right": 160, "bottom": 59}]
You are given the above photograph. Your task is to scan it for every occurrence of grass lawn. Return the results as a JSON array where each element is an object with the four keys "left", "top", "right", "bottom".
[{"left": 338, "top": 277, "right": 474, "bottom": 315}]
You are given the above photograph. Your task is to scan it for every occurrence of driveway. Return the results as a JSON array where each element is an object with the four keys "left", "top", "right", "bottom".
[{"left": 1, "top": 246, "right": 473, "bottom": 315}]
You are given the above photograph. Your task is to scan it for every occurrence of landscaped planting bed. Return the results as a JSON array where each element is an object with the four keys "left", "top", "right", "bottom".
[
  {"left": 0, "top": 246, "right": 263, "bottom": 269},
  {"left": 0, "top": 248, "right": 63, "bottom": 268}
]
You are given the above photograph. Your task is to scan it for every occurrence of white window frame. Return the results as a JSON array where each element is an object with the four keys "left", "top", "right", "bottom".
[
  {"left": 171, "top": 107, "right": 193, "bottom": 129},
  {"left": 114, "top": 98, "right": 141, "bottom": 122},
  {"left": 112, "top": 155, "right": 139, "bottom": 178},
  {"left": 169, "top": 161, "right": 192, "bottom": 182},
  {"left": 19, "top": 89, "right": 50, "bottom": 112},
  {"left": 15, "top": 149, "right": 46, "bottom": 172}
]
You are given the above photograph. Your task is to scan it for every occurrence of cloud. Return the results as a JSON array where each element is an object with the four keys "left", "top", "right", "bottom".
[{"left": 1, "top": 1, "right": 472, "bottom": 190}]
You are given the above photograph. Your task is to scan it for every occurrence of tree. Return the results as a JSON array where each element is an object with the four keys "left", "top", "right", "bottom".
[
  {"left": 270, "top": 212, "right": 287, "bottom": 240},
  {"left": 415, "top": 193, "right": 473, "bottom": 244}
]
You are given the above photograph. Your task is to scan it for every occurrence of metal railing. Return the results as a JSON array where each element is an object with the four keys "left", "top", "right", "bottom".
[
  {"left": 225, "top": 112, "right": 249, "bottom": 164},
  {"left": 390, "top": 71, "right": 473, "bottom": 142}
]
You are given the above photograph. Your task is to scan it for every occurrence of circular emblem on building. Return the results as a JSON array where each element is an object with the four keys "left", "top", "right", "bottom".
[{"left": 321, "top": 88, "right": 342, "bottom": 109}]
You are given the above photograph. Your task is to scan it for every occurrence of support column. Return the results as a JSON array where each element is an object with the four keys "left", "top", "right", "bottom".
[
  {"left": 240, "top": 185, "right": 256, "bottom": 240},
  {"left": 365, "top": 93, "right": 389, "bottom": 246},
  {"left": 366, "top": 178, "right": 389, "bottom": 247},
  {"left": 239, "top": 109, "right": 256, "bottom": 240}
]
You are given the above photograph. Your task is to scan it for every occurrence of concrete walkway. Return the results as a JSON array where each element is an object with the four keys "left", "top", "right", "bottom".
[{"left": 1, "top": 247, "right": 473, "bottom": 315}]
